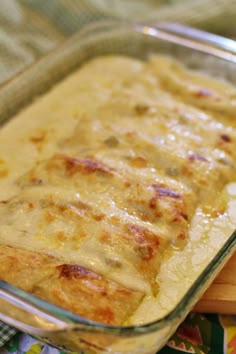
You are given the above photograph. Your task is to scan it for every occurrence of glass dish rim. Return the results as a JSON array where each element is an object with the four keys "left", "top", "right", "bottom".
[{"left": 0, "top": 20, "right": 236, "bottom": 337}]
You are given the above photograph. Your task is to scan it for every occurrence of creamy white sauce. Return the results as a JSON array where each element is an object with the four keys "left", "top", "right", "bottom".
[{"left": 131, "top": 183, "right": 236, "bottom": 324}]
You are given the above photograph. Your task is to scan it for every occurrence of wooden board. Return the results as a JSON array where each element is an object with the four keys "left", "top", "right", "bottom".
[{"left": 195, "top": 252, "right": 236, "bottom": 314}]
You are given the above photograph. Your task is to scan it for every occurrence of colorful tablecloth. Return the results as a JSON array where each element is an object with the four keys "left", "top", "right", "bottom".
[{"left": 0, "top": 1, "right": 236, "bottom": 353}]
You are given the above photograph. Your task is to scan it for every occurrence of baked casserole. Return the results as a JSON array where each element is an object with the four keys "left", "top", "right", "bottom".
[{"left": 0, "top": 54, "right": 236, "bottom": 326}]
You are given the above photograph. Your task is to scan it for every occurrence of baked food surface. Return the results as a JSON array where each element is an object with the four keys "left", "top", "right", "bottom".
[{"left": 0, "top": 55, "right": 235, "bottom": 325}]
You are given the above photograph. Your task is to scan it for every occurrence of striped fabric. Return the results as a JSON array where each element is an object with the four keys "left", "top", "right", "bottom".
[{"left": 0, "top": 0, "right": 236, "bottom": 84}]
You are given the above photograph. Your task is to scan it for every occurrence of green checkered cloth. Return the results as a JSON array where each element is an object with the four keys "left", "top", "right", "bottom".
[{"left": 0, "top": 323, "right": 17, "bottom": 347}]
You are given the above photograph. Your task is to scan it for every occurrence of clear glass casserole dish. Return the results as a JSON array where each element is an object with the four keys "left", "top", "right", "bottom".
[{"left": 0, "top": 21, "right": 236, "bottom": 354}]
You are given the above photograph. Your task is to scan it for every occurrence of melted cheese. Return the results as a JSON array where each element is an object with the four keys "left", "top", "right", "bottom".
[{"left": 0, "top": 55, "right": 235, "bottom": 325}]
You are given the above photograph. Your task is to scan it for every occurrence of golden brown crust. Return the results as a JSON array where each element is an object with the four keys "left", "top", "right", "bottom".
[
  {"left": 0, "top": 245, "right": 143, "bottom": 325},
  {"left": 35, "top": 263, "right": 143, "bottom": 325},
  {"left": 0, "top": 245, "right": 56, "bottom": 290}
]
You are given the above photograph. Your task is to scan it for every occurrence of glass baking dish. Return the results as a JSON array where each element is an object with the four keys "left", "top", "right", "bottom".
[{"left": 0, "top": 21, "right": 236, "bottom": 354}]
